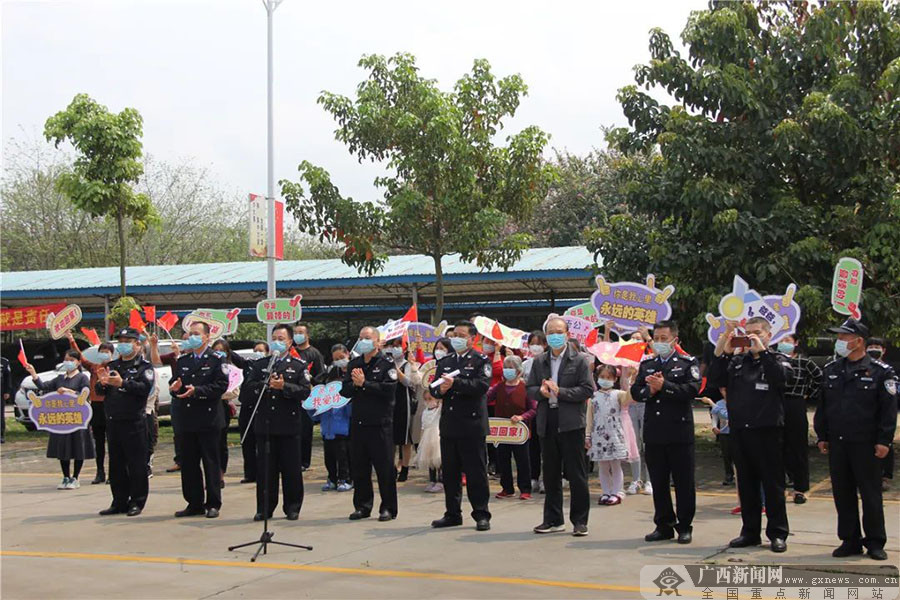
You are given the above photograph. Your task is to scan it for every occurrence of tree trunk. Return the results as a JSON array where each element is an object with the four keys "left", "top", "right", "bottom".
[
  {"left": 116, "top": 204, "right": 127, "bottom": 297},
  {"left": 432, "top": 254, "right": 444, "bottom": 326}
]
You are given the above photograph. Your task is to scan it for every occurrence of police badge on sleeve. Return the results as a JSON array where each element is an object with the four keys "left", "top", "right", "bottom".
[
  {"left": 483, "top": 363, "right": 492, "bottom": 378},
  {"left": 388, "top": 369, "right": 398, "bottom": 381},
  {"left": 887, "top": 378, "right": 898, "bottom": 396}
]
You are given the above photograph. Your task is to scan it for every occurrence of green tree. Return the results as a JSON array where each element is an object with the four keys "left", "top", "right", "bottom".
[
  {"left": 281, "top": 53, "right": 555, "bottom": 323},
  {"left": 44, "top": 94, "right": 159, "bottom": 297},
  {"left": 589, "top": 0, "right": 900, "bottom": 345}
]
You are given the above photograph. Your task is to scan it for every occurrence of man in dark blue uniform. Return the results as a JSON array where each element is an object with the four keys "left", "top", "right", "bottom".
[
  {"left": 342, "top": 326, "right": 398, "bottom": 521},
  {"left": 97, "top": 328, "right": 154, "bottom": 516},
  {"left": 630, "top": 320, "right": 701, "bottom": 544},
  {"left": 431, "top": 320, "right": 492, "bottom": 532},
  {"left": 246, "top": 324, "right": 312, "bottom": 521},
  {"left": 709, "top": 316, "right": 792, "bottom": 553},
  {"left": 814, "top": 318, "right": 898, "bottom": 561},
  {"left": 169, "top": 321, "right": 229, "bottom": 518}
]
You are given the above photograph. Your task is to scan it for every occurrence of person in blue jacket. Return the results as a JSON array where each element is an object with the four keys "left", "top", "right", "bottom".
[{"left": 311, "top": 343, "right": 353, "bottom": 492}]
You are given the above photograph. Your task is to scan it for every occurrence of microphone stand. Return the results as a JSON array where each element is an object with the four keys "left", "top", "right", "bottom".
[{"left": 228, "top": 353, "right": 312, "bottom": 561}]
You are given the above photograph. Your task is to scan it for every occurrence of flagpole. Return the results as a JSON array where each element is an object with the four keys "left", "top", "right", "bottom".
[{"left": 264, "top": 0, "right": 283, "bottom": 341}]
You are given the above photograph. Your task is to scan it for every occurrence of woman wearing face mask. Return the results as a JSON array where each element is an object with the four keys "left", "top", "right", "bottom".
[
  {"left": 585, "top": 364, "right": 638, "bottom": 505},
  {"left": 523, "top": 331, "right": 547, "bottom": 494},
  {"left": 488, "top": 355, "right": 537, "bottom": 499},
  {"left": 314, "top": 344, "right": 353, "bottom": 492},
  {"left": 233, "top": 341, "right": 269, "bottom": 484},
  {"left": 25, "top": 349, "right": 94, "bottom": 489},
  {"left": 67, "top": 332, "right": 115, "bottom": 484},
  {"left": 385, "top": 338, "right": 422, "bottom": 482},
  {"left": 212, "top": 339, "right": 240, "bottom": 487},
  {"left": 413, "top": 337, "right": 452, "bottom": 492}
]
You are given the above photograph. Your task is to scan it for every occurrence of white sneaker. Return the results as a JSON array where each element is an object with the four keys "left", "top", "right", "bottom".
[
  {"left": 626, "top": 480, "right": 642, "bottom": 495},
  {"left": 57, "top": 477, "right": 69, "bottom": 490},
  {"left": 642, "top": 481, "right": 653, "bottom": 495},
  {"left": 67, "top": 478, "right": 80, "bottom": 489},
  {"left": 427, "top": 482, "right": 444, "bottom": 493}
]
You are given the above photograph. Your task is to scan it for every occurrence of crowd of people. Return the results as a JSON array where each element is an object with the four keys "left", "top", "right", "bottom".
[{"left": 17, "top": 312, "right": 898, "bottom": 561}]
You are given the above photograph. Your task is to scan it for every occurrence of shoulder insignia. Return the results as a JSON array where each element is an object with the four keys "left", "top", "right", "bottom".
[{"left": 388, "top": 368, "right": 398, "bottom": 381}]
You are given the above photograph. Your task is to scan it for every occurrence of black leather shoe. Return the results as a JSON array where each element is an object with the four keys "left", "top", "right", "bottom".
[
  {"left": 175, "top": 506, "right": 205, "bottom": 518},
  {"left": 98, "top": 506, "right": 126, "bottom": 516},
  {"left": 206, "top": 508, "right": 220, "bottom": 519},
  {"left": 771, "top": 538, "right": 787, "bottom": 553},
  {"left": 729, "top": 535, "right": 762, "bottom": 548},
  {"left": 349, "top": 510, "right": 370, "bottom": 520},
  {"left": 253, "top": 513, "right": 265, "bottom": 522},
  {"left": 645, "top": 529, "right": 675, "bottom": 542},
  {"left": 285, "top": 512, "right": 299, "bottom": 521},
  {"left": 832, "top": 542, "right": 863, "bottom": 557},
  {"left": 793, "top": 492, "right": 807, "bottom": 504},
  {"left": 677, "top": 531, "right": 692, "bottom": 544},
  {"left": 240, "top": 478, "right": 255, "bottom": 484},
  {"left": 867, "top": 547, "right": 888, "bottom": 561},
  {"left": 126, "top": 506, "right": 142, "bottom": 517},
  {"left": 91, "top": 473, "right": 106, "bottom": 485},
  {"left": 475, "top": 519, "right": 491, "bottom": 531},
  {"left": 377, "top": 510, "right": 395, "bottom": 522},
  {"left": 431, "top": 516, "right": 463, "bottom": 528}
]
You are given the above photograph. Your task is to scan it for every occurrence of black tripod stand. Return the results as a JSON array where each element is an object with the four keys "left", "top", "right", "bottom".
[{"left": 228, "top": 354, "right": 312, "bottom": 561}]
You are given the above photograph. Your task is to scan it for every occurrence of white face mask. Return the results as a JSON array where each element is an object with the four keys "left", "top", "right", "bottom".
[
  {"left": 333, "top": 358, "right": 349, "bottom": 368},
  {"left": 529, "top": 344, "right": 544, "bottom": 356},
  {"left": 433, "top": 349, "right": 448, "bottom": 360}
]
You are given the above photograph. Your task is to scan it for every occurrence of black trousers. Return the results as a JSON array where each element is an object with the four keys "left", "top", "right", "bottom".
[
  {"left": 717, "top": 434, "right": 734, "bottom": 480},
  {"left": 732, "top": 427, "right": 789, "bottom": 541},
  {"left": 146, "top": 412, "right": 158, "bottom": 458},
  {"left": 219, "top": 403, "right": 232, "bottom": 474},
  {"left": 107, "top": 418, "right": 149, "bottom": 510},
  {"left": 645, "top": 442, "right": 696, "bottom": 534},
  {"left": 441, "top": 435, "right": 491, "bottom": 522},
  {"left": 256, "top": 433, "right": 304, "bottom": 516},
  {"left": 173, "top": 432, "right": 183, "bottom": 466},
  {"left": 828, "top": 439, "right": 886, "bottom": 550},
  {"left": 91, "top": 402, "right": 107, "bottom": 474},
  {"left": 300, "top": 410, "right": 314, "bottom": 468},
  {"left": 783, "top": 402, "right": 810, "bottom": 492},
  {"left": 882, "top": 445, "right": 894, "bottom": 480},
  {"left": 529, "top": 434, "right": 541, "bottom": 480},
  {"left": 180, "top": 429, "right": 222, "bottom": 510},
  {"left": 498, "top": 442, "right": 531, "bottom": 494},
  {"left": 351, "top": 425, "right": 397, "bottom": 516},
  {"left": 324, "top": 435, "right": 351, "bottom": 483},
  {"left": 542, "top": 428, "right": 589, "bottom": 527},
  {"left": 238, "top": 402, "right": 257, "bottom": 482}
]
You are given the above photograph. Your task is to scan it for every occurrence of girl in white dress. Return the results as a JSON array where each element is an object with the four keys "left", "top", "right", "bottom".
[{"left": 585, "top": 364, "right": 638, "bottom": 505}]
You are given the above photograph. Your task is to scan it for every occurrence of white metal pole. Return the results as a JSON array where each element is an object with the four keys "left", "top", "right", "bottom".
[{"left": 264, "top": 0, "right": 281, "bottom": 339}]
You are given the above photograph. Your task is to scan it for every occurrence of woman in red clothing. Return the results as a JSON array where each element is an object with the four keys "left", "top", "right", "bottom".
[{"left": 487, "top": 355, "right": 537, "bottom": 500}]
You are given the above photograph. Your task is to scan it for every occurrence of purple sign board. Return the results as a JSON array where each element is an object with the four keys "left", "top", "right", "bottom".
[
  {"left": 405, "top": 321, "right": 449, "bottom": 359},
  {"left": 27, "top": 389, "right": 93, "bottom": 434},
  {"left": 706, "top": 278, "right": 801, "bottom": 346},
  {"left": 590, "top": 274, "right": 675, "bottom": 332}
]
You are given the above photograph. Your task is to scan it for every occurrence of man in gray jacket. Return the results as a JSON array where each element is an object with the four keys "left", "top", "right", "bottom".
[{"left": 526, "top": 316, "right": 595, "bottom": 536}]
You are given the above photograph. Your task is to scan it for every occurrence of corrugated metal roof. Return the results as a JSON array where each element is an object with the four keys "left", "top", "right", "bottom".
[{"left": 0, "top": 246, "right": 595, "bottom": 294}]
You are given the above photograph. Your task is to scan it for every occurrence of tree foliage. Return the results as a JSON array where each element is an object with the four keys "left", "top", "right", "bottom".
[
  {"left": 44, "top": 94, "right": 159, "bottom": 297},
  {"left": 281, "top": 53, "right": 556, "bottom": 323},
  {"left": 589, "top": 0, "right": 900, "bottom": 345}
]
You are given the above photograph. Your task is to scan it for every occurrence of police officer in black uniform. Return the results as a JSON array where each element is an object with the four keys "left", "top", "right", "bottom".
[
  {"left": 709, "top": 316, "right": 792, "bottom": 553},
  {"left": 430, "top": 320, "right": 492, "bottom": 531},
  {"left": 245, "top": 324, "right": 312, "bottom": 521},
  {"left": 169, "top": 321, "right": 229, "bottom": 518},
  {"left": 342, "top": 326, "right": 398, "bottom": 521},
  {"left": 630, "top": 320, "right": 701, "bottom": 544},
  {"left": 97, "top": 328, "right": 154, "bottom": 516},
  {"left": 814, "top": 318, "right": 898, "bottom": 561}
]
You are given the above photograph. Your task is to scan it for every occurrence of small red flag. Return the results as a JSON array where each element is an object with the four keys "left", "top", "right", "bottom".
[
  {"left": 615, "top": 342, "right": 647, "bottom": 363},
  {"left": 17, "top": 340, "right": 28, "bottom": 367},
  {"left": 129, "top": 309, "right": 147, "bottom": 333},
  {"left": 156, "top": 311, "right": 178, "bottom": 332},
  {"left": 584, "top": 328, "right": 599, "bottom": 347},
  {"left": 416, "top": 347, "right": 426, "bottom": 364},
  {"left": 144, "top": 306, "right": 156, "bottom": 323},
  {"left": 290, "top": 346, "right": 300, "bottom": 359},
  {"left": 80, "top": 327, "right": 101, "bottom": 346},
  {"left": 490, "top": 322, "right": 503, "bottom": 342},
  {"left": 400, "top": 304, "right": 418, "bottom": 323}
]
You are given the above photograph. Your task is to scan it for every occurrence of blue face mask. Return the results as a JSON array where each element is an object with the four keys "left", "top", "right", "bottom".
[
  {"left": 450, "top": 337, "right": 469, "bottom": 353},
  {"left": 62, "top": 361, "right": 77, "bottom": 372},
  {"left": 652, "top": 341, "right": 674, "bottom": 358},
  {"left": 433, "top": 349, "right": 448, "bottom": 361},
  {"left": 97, "top": 352, "right": 112, "bottom": 363},
  {"left": 270, "top": 340, "right": 287, "bottom": 355},
  {"left": 248, "top": 351, "right": 265, "bottom": 361},
  {"left": 483, "top": 343, "right": 495, "bottom": 354},
  {"left": 357, "top": 338, "right": 375, "bottom": 355},
  {"left": 139, "top": 334, "right": 147, "bottom": 342},
  {"left": 597, "top": 378, "right": 615, "bottom": 390},
  {"left": 214, "top": 350, "right": 227, "bottom": 360},
  {"left": 502, "top": 368, "right": 517, "bottom": 381},
  {"left": 777, "top": 342, "right": 795, "bottom": 355},
  {"left": 116, "top": 342, "right": 135, "bottom": 356},
  {"left": 293, "top": 333, "right": 306, "bottom": 345},
  {"left": 835, "top": 339, "right": 854, "bottom": 358},
  {"left": 546, "top": 333, "right": 567, "bottom": 350}
]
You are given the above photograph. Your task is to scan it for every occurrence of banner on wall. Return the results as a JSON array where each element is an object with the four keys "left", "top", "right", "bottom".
[
  {"left": 248, "top": 193, "right": 284, "bottom": 260},
  {"left": 0, "top": 303, "right": 66, "bottom": 332}
]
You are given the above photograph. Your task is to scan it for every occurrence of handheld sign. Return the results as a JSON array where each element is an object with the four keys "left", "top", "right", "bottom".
[
  {"left": 472, "top": 316, "right": 527, "bottom": 349},
  {"left": 546, "top": 313, "right": 595, "bottom": 345},
  {"left": 182, "top": 313, "right": 227, "bottom": 339},
  {"left": 405, "top": 322, "right": 448, "bottom": 359},
  {"left": 46, "top": 304, "right": 82, "bottom": 340},
  {"left": 705, "top": 276, "right": 801, "bottom": 345},
  {"left": 256, "top": 295, "right": 303, "bottom": 325},
  {"left": 302, "top": 381, "right": 350, "bottom": 416},
  {"left": 226, "top": 364, "right": 244, "bottom": 394},
  {"left": 27, "top": 388, "right": 92, "bottom": 434},
  {"left": 590, "top": 275, "right": 674, "bottom": 332},
  {"left": 487, "top": 417, "right": 530, "bottom": 447},
  {"left": 831, "top": 257, "right": 863, "bottom": 319},
  {"left": 564, "top": 301, "right": 600, "bottom": 326},
  {"left": 192, "top": 308, "right": 241, "bottom": 336},
  {"left": 378, "top": 319, "right": 411, "bottom": 343}
]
